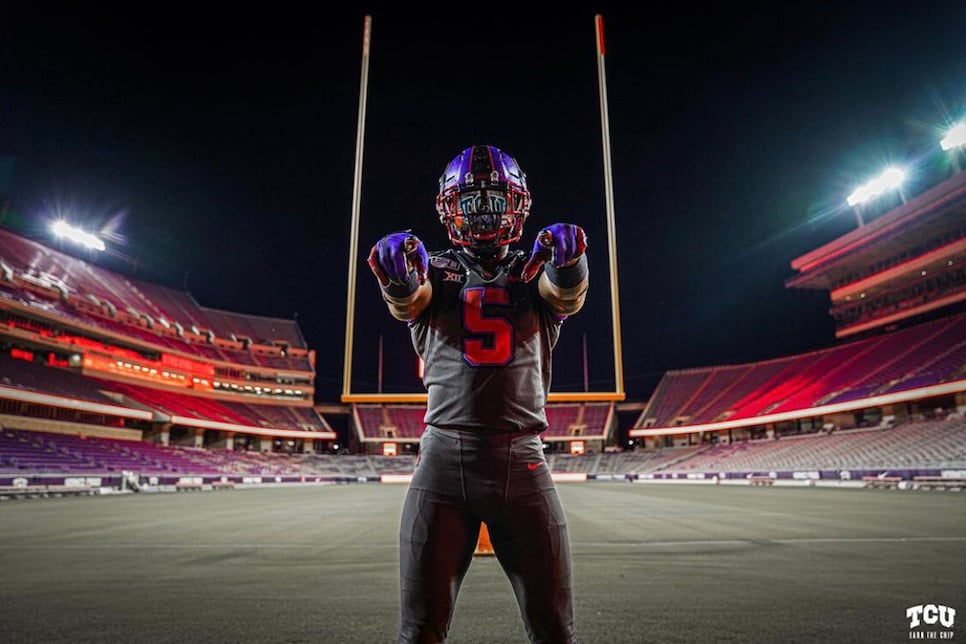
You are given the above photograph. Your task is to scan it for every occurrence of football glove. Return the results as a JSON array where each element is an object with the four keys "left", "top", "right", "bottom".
[
  {"left": 368, "top": 231, "right": 429, "bottom": 288},
  {"left": 521, "top": 223, "right": 587, "bottom": 283}
]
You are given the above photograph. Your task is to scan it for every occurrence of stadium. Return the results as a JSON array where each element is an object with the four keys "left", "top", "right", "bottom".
[
  {"left": 3, "top": 130, "right": 965, "bottom": 644},
  {"left": 2, "top": 142, "right": 964, "bottom": 487},
  {"left": 2, "top": 8, "right": 965, "bottom": 644}
]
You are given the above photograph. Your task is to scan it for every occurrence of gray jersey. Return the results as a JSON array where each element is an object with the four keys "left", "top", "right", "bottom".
[{"left": 409, "top": 249, "right": 563, "bottom": 432}]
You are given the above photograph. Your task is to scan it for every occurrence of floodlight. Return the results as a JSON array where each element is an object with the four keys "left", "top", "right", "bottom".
[
  {"left": 846, "top": 167, "right": 906, "bottom": 207},
  {"left": 940, "top": 123, "right": 966, "bottom": 150},
  {"left": 50, "top": 220, "right": 106, "bottom": 251}
]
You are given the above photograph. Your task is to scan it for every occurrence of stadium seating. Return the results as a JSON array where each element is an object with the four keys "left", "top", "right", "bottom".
[
  {"left": 656, "top": 418, "right": 966, "bottom": 474},
  {"left": 384, "top": 406, "right": 428, "bottom": 438},
  {"left": 353, "top": 403, "right": 611, "bottom": 440},
  {"left": 544, "top": 405, "right": 581, "bottom": 436},
  {"left": 5, "top": 224, "right": 963, "bottom": 487},
  {"left": 636, "top": 313, "right": 966, "bottom": 429},
  {"left": 0, "top": 429, "right": 95, "bottom": 475},
  {"left": 1, "top": 427, "right": 356, "bottom": 479},
  {"left": 727, "top": 348, "right": 855, "bottom": 419},
  {"left": 642, "top": 370, "right": 711, "bottom": 426},
  {"left": 3, "top": 416, "right": 962, "bottom": 481},
  {"left": 355, "top": 405, "right": 394, "bottom": 438},
  {"left": 544, "top": 403, "right": 611, "bottom": 436},
  {"left": 825, "top": 315, "right": 965, "bottom": 403},
  {"left": 0, "top": 353, "right": 138, "bottom": 407},
  {"left": 0, "top": 428, "right": 193, "bottom": 476},
  {"left": 2, "top": 227, "right": 327, "bottom": 447},
  {"left": 219, "top": 401, "right": 330, "bottom": 432},
  {"left": 1, "top": 228, "right": 306, "bottom": 352},
  {"left": 590, "top": 447, "right": 705, "bottom": 474},
  {"left": 2, "top": 352, "right": 328, "bottom": 436}
]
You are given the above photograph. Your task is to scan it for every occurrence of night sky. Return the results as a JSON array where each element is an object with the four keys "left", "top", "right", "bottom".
[{"left": 2, "top": 2, "right": 964, "bottom": 403}]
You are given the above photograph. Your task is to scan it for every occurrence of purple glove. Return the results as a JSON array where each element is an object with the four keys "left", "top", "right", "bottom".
[
  {"left": 368, "top": 231, "right": 429, "bottom": 287},
  {"left": 521, "top": 223, "right": 587, "bottom": 283}
]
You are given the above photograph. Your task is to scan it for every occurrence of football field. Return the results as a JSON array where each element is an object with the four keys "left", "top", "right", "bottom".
[{"left": 1, "top": 482, "right": 963, "bottom": 643}]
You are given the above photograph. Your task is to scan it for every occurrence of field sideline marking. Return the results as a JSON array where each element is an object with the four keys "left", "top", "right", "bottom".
[
  {"left": 576, "top": 536, "right": 966, "bottom": 547},
  {"left": 1, "top": 536, "right": 964, "bottom": 550}
]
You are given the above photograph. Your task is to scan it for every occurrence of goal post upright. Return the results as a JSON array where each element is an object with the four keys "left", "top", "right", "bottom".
[
  {"left": 594, "top": 14, "right": 626, "bottom": 398},
  {"left": 342, "top": 15, "right": 372, "bottom": 402},
  {"left": 341, "top": 15, "right": 626, "bottom": 403}
]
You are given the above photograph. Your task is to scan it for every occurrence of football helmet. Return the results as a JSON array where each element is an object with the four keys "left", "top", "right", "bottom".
[{"left": 436, "top": 145, "right": 532, "bottom": 252}]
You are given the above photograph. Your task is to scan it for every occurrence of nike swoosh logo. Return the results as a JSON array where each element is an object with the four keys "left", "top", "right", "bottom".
[{"left": 527, "top": 462, "right": 542, "bottom": 471}]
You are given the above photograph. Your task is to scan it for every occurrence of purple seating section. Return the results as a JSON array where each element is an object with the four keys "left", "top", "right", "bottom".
[
  {"left": 673, "top": 365, "right": 746, "bottom": 423},
  {"left": 0, "top": 428, "right": 301, "bottom": 477},
  {"left": 544, "top": 404, "right": 611, "bottom": 437},
  {"left": 0, "top": 427, "right": 409, "bottom": 478},
  {"left": 688, "top": 359, "right": 799, "bottom": 424},
  {"left": 1, "top": 429, "right": 96, "bottom": 474},
  {"left": 73, "top": 305, "right": 311, "bottom": 370},
  {"left": 356, "top": 406, "right": 389, "bottom": 436},
  {"left": 589, "top": 447, "right": 706, "bottom": 474},
  {"left": 0, "top": 229, "right": 307, "bottom": 361},
  {"left": 847, "top": 317, "right": 961, "bottom": 386},
  {"left": 0, "top": 353, "right": 327, "bottom": 431},
  {"left": 657, "top": 419, "right": 966, "bottom": 473},
  {"left": 8, "top": 287, "right": 312, "bottom": 369},
  {"left": 581, "top": 404, "right": 610, "bottom": 433},
  {"left": 191, "top": 306, "right": 305, "bottom": 349},
  {"left": 123, "top": 281, "right": 214, "bottom": 336},
  {"left": 2, "top": 283, "right": 76, "bottom": 320},
  {"left": 644, "top": 370, "right": 710, "bottom": 427},
  {"left": 384, "top": 407, "right": 426, "bottom": 438},
  {"left": 92, "top": 380, "right": 328, "bottom": 431},
  {"left": 639, "top": 313, "right": 966, "bottom": 428},
  {"left": 220, "top": 401, "right": 330, "bottom": 431},
  {"left": 5, "top": 418, "right": 961, "bottom": 479},
  {"left": 544, "top": 405, "right": 581, "bottom": 436},
  {"left": 728, "top": 348, "right": 857, "bottom": 419},
  {"left": 1, "top": 228, "right": 327, "bottom": 433},
  {"left": 0, "top": 353, "right": 132, "bottom": 407},
  {"left": 120, "top": 280, "right": 307, "bottom": 349},
  {"left": 4, "top": 227, "right": 964, "bottom": 477},
  {"left": 886, "top": 339, "right": 966, "bottom": 393},
  {"left": 97, "top": 380, "right": 253, "bottom": 424},
  {"left": 354, "top": 404, "right": 612, "bottom": 440},
  {"left": 0, "top": 428, "right": 196, "bottom": 476},
  {"left": 354, "top": 406, "right": 425, "bottom": 439}
]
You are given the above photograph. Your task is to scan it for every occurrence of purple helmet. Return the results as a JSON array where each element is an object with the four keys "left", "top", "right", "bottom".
[{"left": 436, "top": 145, "right": 532, "bottom": 251}]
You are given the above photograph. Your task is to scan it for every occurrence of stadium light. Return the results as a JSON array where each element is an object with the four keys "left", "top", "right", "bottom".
[
  {"left": 50, "top": 221, "right": 106, "bottom": 252},
  {"left": 846, "top": 167, "right": 906, "bottom": 207},
  {"left": 846, "top": 166, "right": 907, "bottom": 228},
  {"left": 940, "top": 122, "right": 966, "bottom": 150}
]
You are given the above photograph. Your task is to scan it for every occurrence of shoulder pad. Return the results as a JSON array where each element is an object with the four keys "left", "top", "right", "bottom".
[
  {"left": 506, "top": 250, "right": 528, "bottom": 277},
  {"left": 429, "top": 254, "right": 459, "bottom": 271}
]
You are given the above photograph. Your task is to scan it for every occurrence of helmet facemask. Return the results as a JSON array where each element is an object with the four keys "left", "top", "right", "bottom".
[{"left": 437, "top": 146, "right": 532, "bottom": 255}]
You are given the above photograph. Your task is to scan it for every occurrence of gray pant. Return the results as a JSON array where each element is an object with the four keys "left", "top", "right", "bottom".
[{"left": 398, "top": 426, "right": 576, "bottom": 643}]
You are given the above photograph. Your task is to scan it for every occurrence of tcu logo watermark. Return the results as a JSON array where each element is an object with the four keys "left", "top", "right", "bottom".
[{"left": 907, "top": 604, "right": 956, "bottom": 640}]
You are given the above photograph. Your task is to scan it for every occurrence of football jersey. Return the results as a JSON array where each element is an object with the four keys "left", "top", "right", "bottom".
[{"left": 409, "top": 248, "right": 564, "bottom": 433}]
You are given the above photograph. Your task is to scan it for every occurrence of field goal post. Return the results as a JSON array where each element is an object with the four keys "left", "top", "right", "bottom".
[{"left": 342, "top": 15, "right": 625, "bottom": 405}]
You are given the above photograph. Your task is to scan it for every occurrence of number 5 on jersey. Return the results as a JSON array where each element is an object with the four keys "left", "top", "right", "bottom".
[{"left": 462, "top": 287, "right": 514, "bottom": 366}]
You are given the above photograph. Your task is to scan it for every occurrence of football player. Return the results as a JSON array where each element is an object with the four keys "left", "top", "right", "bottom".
[{"left": 368, "top": 144, "right": 587, "bottom": 643}]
